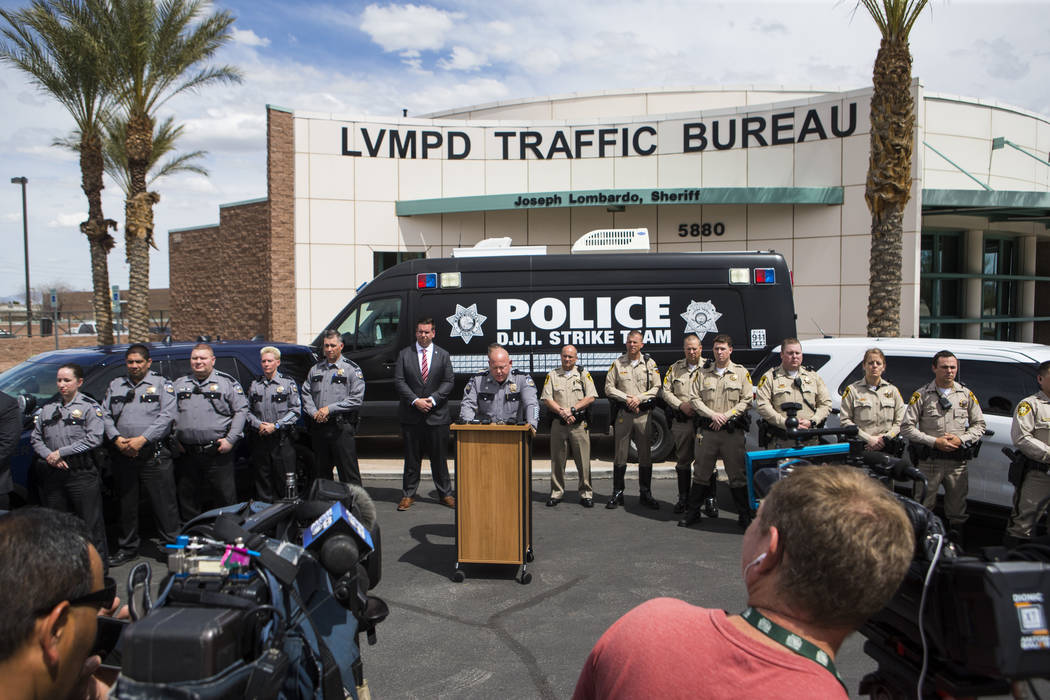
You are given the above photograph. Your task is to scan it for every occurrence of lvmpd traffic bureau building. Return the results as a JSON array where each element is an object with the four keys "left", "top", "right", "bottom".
[{"left": 169, "top": 82, "right": 1050, "bottom": 346}]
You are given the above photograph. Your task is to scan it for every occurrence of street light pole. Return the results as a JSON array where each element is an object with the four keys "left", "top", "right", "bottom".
[{"left": 10, "top": 177, "right": 31, "bottom": 337}]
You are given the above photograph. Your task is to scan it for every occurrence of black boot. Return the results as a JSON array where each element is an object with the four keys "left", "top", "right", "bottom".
[
  {"left": 606, "top": 465, "right": 627, "bottom": 509},
  {"left": 677, "top": 483, "right": 708, "bottom": 527},
  {"left": 638, "top": 466, "right": 659, "bottom": 509},
  {"left": 673, "top": 467, "right": 691, "bottom": 513},
  {"left": 730, "top": 487, "right": 754, "bottom": 529}
]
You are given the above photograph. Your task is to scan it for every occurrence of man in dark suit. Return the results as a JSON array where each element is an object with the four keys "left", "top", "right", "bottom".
[
  {"left": 0, "top": 391, "right": 21, "bottom": 511},
  {"left": 394, "top": 317, "right": 456, "bottom": 511}
]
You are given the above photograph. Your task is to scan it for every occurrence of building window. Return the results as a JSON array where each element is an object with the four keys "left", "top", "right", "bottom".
[
  {"left": 981, "top": 237, "right": 1019, "bottom": 341},
  {"left": 919, "top": 232, "right": 962, "bottom": 338},
  {"left": 373, "top": 251, "right": 425, "bottom": 277}
]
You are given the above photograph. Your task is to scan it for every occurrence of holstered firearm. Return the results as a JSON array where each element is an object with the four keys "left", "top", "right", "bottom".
[
  {"left": 756, "top": 418, "right": 777, "bottom": 447},
  {"left": 697, "top": 412, "right": 752, "bottom": 434},
  {"left": 1002, "top": 446, "right": 1050, "bottom": 488},
  {"left": 910, "top": 438, "right": 983, "bottom": 464}
]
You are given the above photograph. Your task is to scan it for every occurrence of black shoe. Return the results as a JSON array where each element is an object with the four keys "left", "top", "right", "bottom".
[
  {"left": 639, "top": 491, "right": 659, "bottom": 510},
  {"left": 605, "top": 490, "right": 625, "bottom": 509},
  {"left": 672, "top": 494, "right": 688, "bottom": 514},
  {"left": 677, "top": 512, "right": 702, "bottom": 528},
  {"left": 702, "top": 497, "right": 719, "bottom": 518},
  {"left": 546, "top": 497, "right": 561, "bottom": 507},
  {"left": 580, "top": 497, "right": 594, "bottom": 508},
  {"left": 108, "top": 550, "right": 137, "bottom": 567}
]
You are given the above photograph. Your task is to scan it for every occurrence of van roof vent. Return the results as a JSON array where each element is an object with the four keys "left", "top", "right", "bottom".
[
  {"left": 571, "top": 228, "right": 650, "bottom": 254},
  {"left": 451, "top": 237, "right": 548, "bottom": 257}
]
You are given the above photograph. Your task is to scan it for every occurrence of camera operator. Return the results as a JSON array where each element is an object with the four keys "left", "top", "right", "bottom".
[
  {"left": 1005, "top": 359, "right": 1050, "bottom": 547},
  {"left": 901, "top": 350, "right": 985, "bottom": 546},
  {"left": 573, "top": 466, "right": 913, "bottom": 699},
  {"left": 0, "top": 507, "right": 117, "bottom": 700}
]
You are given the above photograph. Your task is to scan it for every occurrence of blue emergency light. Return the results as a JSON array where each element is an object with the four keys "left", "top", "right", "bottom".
[{"left": 416, "top": 273, "right": 437, "bottom": 289}]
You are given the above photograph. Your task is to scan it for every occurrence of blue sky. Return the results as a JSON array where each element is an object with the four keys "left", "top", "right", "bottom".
[{"left": 1, "top": 0, "right": 1048, "bottom": 299}]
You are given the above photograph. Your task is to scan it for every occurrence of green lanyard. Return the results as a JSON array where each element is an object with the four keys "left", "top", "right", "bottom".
[{"left": 740, "top": 607, "right": 847, "bottom": 692}]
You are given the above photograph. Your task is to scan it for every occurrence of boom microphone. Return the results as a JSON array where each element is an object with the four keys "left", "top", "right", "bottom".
[{"left": 860, "top": 451, "right": 927, "bottom": 483}]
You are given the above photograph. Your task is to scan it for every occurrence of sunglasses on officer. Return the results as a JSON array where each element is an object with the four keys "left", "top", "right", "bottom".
[{"left": 33, "top": 577, "right": 117, "bottom": 616}]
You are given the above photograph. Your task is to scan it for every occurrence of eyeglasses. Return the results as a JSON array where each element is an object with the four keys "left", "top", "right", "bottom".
[{"left": 34, "top": 577, "right": 116, "bottom": 616}]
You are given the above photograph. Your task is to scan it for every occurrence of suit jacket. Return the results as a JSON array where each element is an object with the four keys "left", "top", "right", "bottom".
[
  {"left": 0, "top": 392, "right": 23, "bottom": 494},
  {"left": 394, "top": 343, "right": 455, "bottom": 426}
]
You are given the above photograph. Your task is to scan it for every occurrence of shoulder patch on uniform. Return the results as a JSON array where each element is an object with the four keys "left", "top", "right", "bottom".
[
  {"left": 969, "top": 391, "right": 979, "bottom": 406},
  {"left": 95, "top": 407, "right": 103, "bottom": 417},
  {"left": 1017, "top": 401, "right": 1032, "bottom": 417},
  {"left": 841, "top": 385, "right": 851, "bottom": 399},
  {"left": 757, "top": 374, "right": 767, "bottom": 388},
  {"left": 909, "top": 391, "right": 920, "bottom": 405},
  {"left": 234, "top": 384, "right": 244, "bottom": 394},
  {"left": 165, "top": 384, "right": 174, "bottom": 393},
  {"left": 584, "top": 371, "right": 592, "bottom": 380}
]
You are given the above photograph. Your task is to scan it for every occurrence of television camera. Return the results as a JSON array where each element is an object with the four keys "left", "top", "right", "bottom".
[
  {"left": 747, "top": 404, "right": 1049, "bottom": 699},
  {"left": 105, "top": 478, "right": 388, "bottom": 700}
]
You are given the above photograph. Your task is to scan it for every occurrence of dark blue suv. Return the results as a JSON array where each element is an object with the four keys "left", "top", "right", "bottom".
[{"left": 0, "top": 340, "right": 318, "bottom": 502}]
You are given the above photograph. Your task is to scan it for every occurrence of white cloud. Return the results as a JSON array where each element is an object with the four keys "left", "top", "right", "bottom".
[
  {"left": 439, "top": 46, "right": 486, "bottom": 72},
  {"left": 360, "top": 3, "right": 460, "bottom": 52},
  {"left": 231, "top": 27, "right": 271, "bottom": 47},
  {"left": 47, "top": 212, "right": 86, "bottom": 228}
]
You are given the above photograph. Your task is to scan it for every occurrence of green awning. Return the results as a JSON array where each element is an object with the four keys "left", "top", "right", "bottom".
[
  {"left": 923, "top": 189, "right": 1050, "bottom": 224},
  {"left": 395, "top": 186, "right": 843, "bottom": 216}
]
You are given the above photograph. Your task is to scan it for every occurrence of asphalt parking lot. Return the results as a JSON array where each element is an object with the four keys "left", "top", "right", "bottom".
[{"left": 108, "top": 436, "right": 1025, "bottom": 699}]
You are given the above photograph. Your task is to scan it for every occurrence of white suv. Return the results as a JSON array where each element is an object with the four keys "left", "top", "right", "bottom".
[{"left": 749, "top": 337, "right": 1050, "bottom": 510}]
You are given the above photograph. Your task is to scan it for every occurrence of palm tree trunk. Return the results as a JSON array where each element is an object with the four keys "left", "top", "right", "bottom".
[
  {"left": 865, "top": 36, "right": 915, "bottom": 337},
  {"left": 79, "top": 131, "right": 117, "bottom": 346},
  {"left": 124, "top": 110, "right": 155, "bottom": 342}
]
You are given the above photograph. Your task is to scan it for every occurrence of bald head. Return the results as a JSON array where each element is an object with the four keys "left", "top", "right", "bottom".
[
  {"left": 560, "top": 345, "right": 579, "bottom": 371},
  {"left": 488, "top": 346, "right": 511, "bottom": 383}
]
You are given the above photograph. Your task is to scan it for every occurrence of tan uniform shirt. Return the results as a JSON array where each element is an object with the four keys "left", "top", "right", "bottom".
[
  {"left": 901, "top": 380, "right": 986, "bottom": 448},
  {"left": 541, "top": 366, "right": 598, "bottom": 412},
  {"left": 755, "top": 366, "right": 832, "bottom": 429},
  {"left": 605, "top": 355, "right": 660, "bottom": 405},
  {"left": 840, "top": 380, "right": 906, "bottom": 443},
  {"left": 690, "top": 361, "right": 753, "bottom": 418},
  {"left": 1011, "top": 391, "right": 1050, "bottom": 464},
  {"left": 660, "top": 359, "right": 700, "bottom": 411}
]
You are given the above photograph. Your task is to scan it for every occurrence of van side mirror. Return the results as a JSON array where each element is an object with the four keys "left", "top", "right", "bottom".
[{"left": 18, "top": 393, "right": 36, "bottom": 419}]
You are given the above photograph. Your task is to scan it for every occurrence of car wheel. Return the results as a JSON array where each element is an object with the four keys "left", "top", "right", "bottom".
[{"left": 628, "top": 410, "right": 672, "bottom": 463}]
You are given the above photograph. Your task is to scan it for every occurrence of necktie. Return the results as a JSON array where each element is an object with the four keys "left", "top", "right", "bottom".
[{"left": 421, "top": 348, "right": 429, "bottom": 383}]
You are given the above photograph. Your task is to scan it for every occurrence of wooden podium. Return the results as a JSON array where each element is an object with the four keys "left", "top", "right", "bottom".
[{"left": 450, "top": 423, "right": 534, "bottom": 584}]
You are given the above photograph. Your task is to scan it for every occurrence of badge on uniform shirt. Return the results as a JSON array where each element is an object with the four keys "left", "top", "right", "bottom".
[
  {"left": 729, "top": 373, "right": 737, "bottom": 381},
  {"left": 146, "top": 386, "right": 156, "bottom": 394},
  {"left": 72, "top": 409, "right": 82, "bottom": 418},
  {"left": 509, "top": 383, "right": 517, "bottom": 392},
  {"left": 1018, "top": 401, "right": 1032, "bottom": 417},
  {"left": 277, "top": 385, "right": 285, "bottom": 393},
  {"left": 210, "top": 384, "right": 219, "bottom": 391},
  {"left": 337, "top": 368, "right": 345, "bottom": 376}
]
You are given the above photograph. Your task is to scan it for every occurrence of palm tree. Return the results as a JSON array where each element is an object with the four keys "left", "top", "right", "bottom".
[
  {"left": 84, "top": 0, "right": 241, "bottom": 342},
  {"left": 96, "top": 115, "right": 209, "bottom": 195},
  {"left": 859, "top": 0, "right": 930, "bottom": 337},
  {"left": 0, "top": 0, "right": 117, "bottom": 345}
]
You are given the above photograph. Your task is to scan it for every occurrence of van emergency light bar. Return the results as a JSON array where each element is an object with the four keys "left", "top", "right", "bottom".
[{"left": 418, "top": 267, "right": 772, "bottom": 290}]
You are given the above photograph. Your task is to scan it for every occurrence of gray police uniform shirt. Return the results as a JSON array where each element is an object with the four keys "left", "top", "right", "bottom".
[
  {"left": 30, "top": 392, "right": 105, "bottom": 459},
  {"left": 301, "top": 359, "right": 365, "bottom": 419},
  {"left": 459, "top": 370, "right": 539, "bottom": 428},
  {"left": 248, "top": 372, "right": 302, "bottom": 431},
  {"left": 172, "top": 370, "right": 249, "bottom": 446},
  {"left": 102, "top": 370, "right": 176, "bottom": 443}
]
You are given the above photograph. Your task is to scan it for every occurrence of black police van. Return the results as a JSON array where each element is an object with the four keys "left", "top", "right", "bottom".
[
  {"left": 0, "top": 340, "right": 317, "bottom": 502},
  {"left": 317, "top": 250, "right": 796, "bottom": 460}
]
